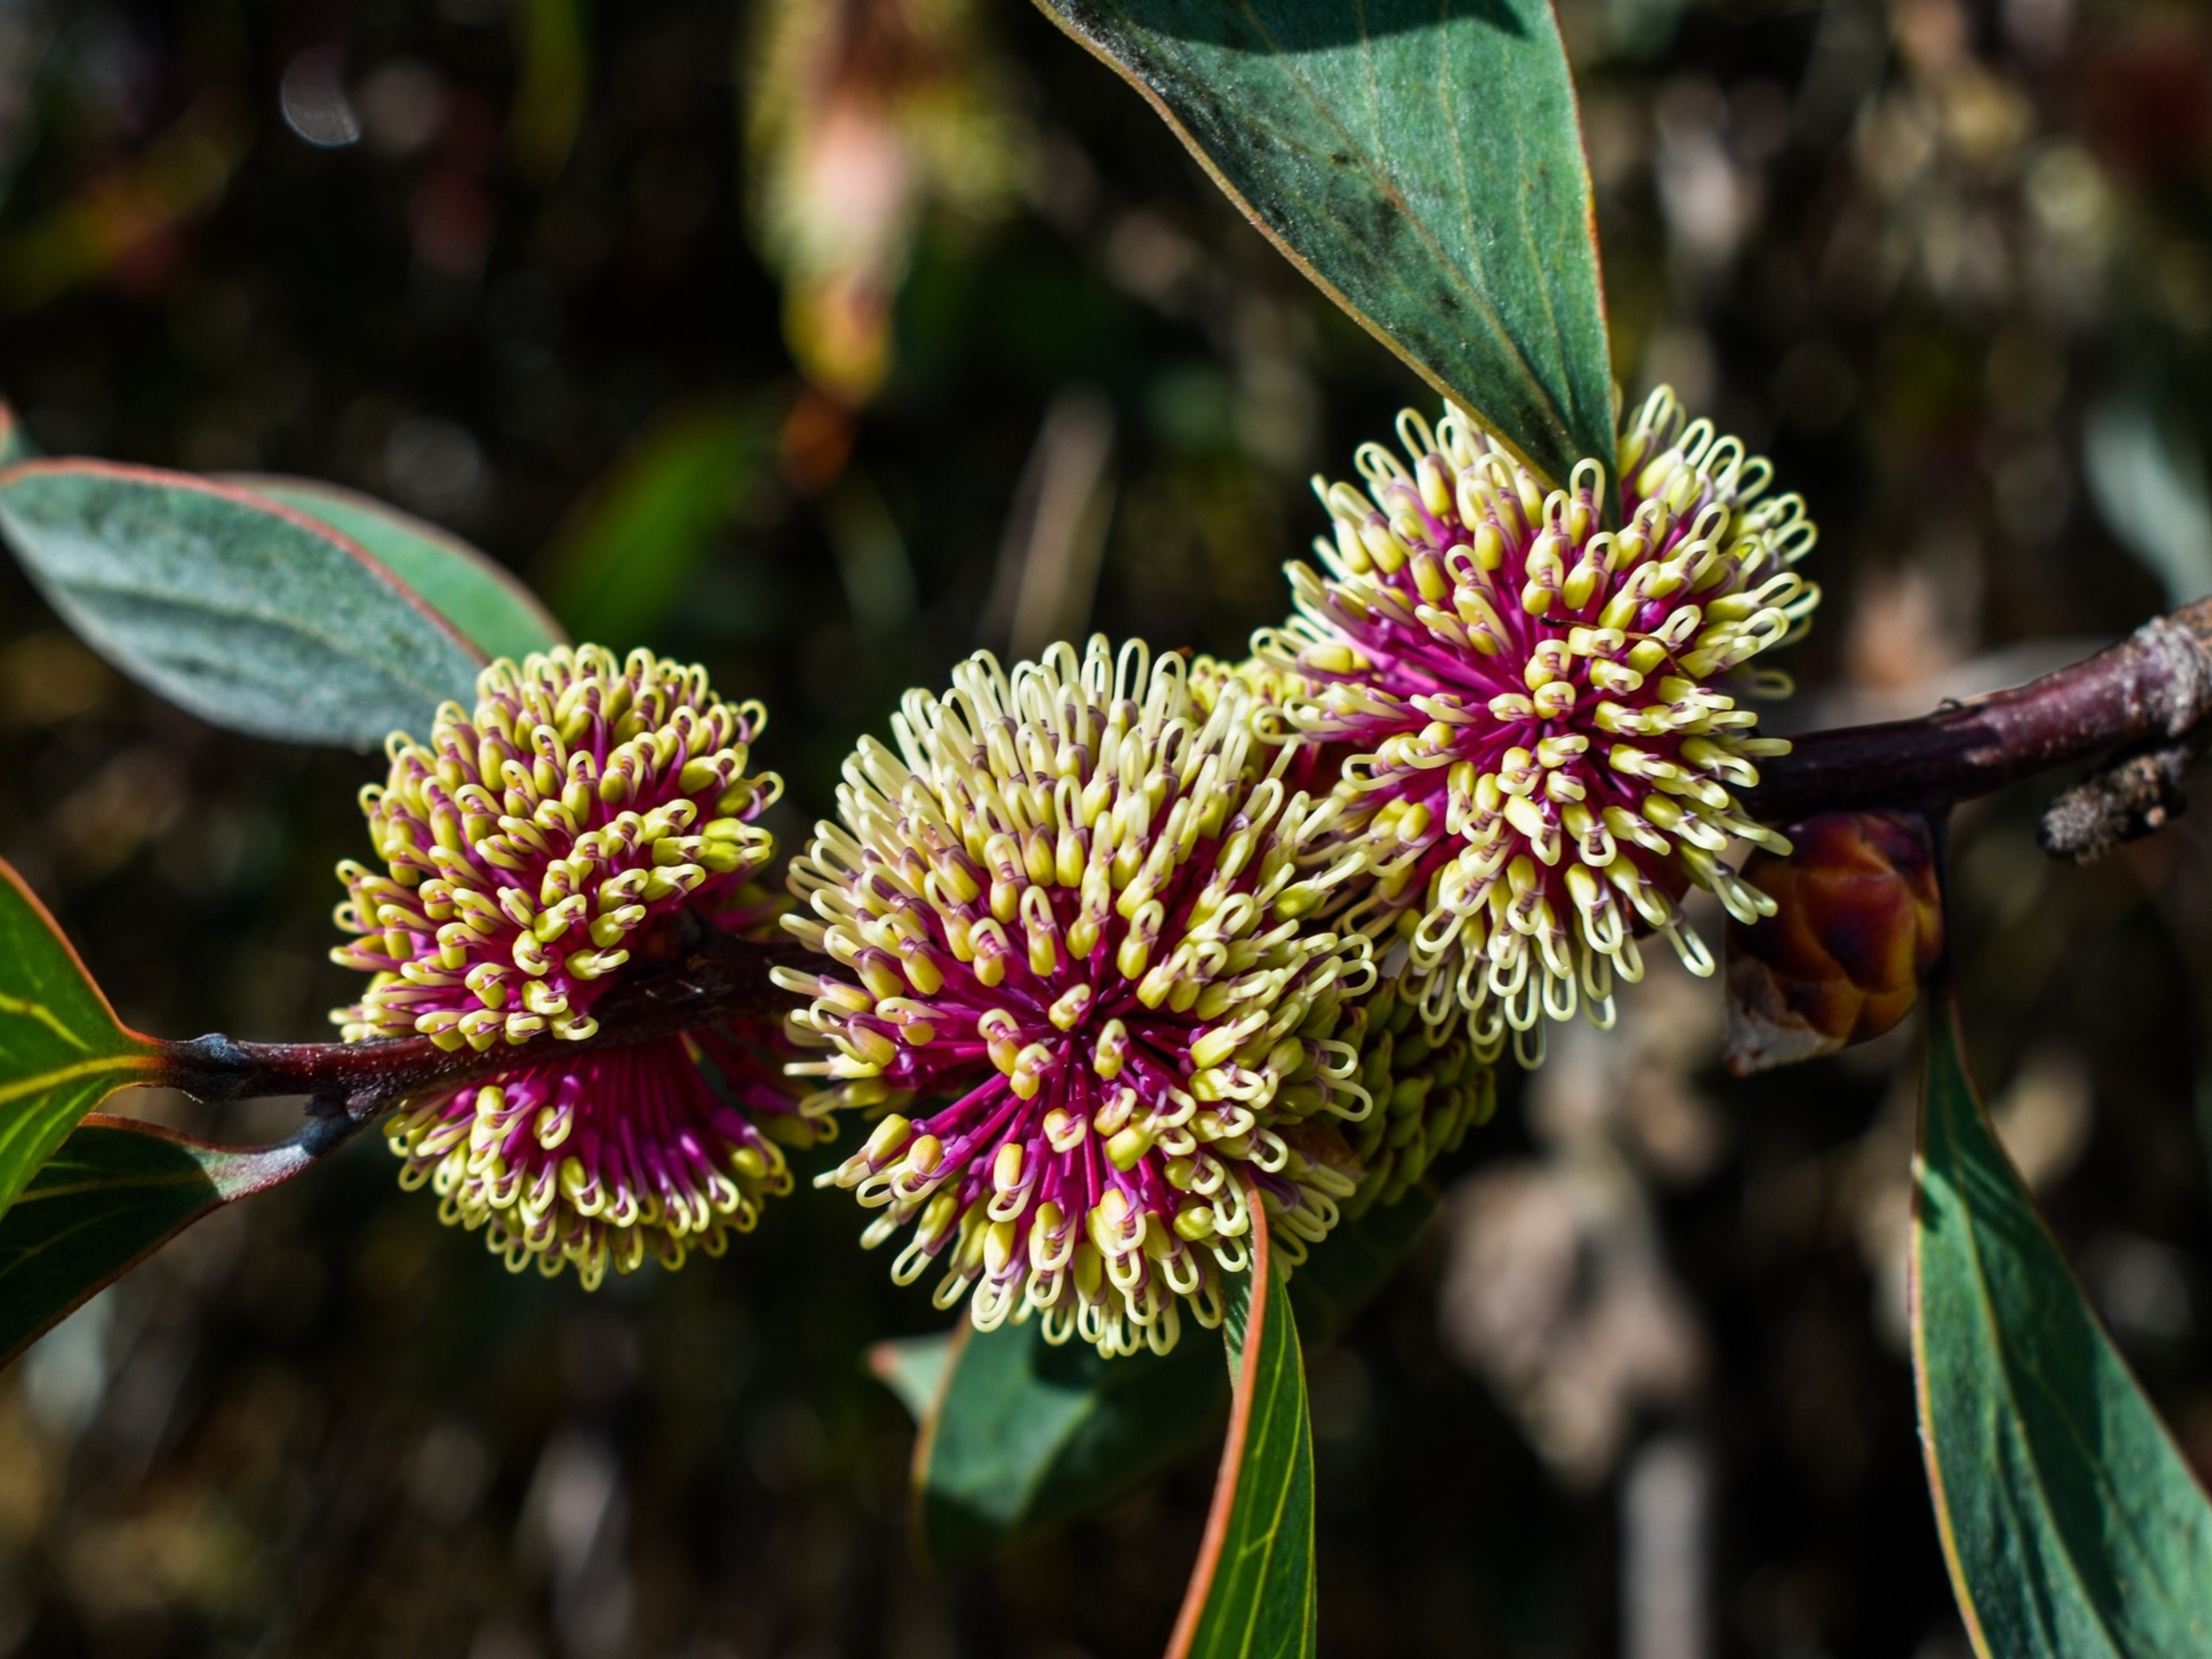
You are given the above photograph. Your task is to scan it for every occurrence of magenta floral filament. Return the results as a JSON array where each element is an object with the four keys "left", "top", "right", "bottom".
[
  {"left": 332, "top": 645, "right": 823, "bottom": 1285},
  {"left": 384, "top": 1029, "right": 800, "bottom": 1286},
  {"left": 781, "top": 639, "right": 1379, "bottom": 1357},
  {"left": 1256, "top": 389, "right": 1821, "bottom": 1067}
]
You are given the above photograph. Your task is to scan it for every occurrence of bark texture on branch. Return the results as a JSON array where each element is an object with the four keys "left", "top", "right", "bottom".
[
  {"left": 2038, "top": 741, "right": 2200, "bottom": 864},
  {"left": 1749, "top": 598, "right": 2212, "bottom": 823},
  {"left": 156, "top": 929, "right": 804, "bottom": 1113}
]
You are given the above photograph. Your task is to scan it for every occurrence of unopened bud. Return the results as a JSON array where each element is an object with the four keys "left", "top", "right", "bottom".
[{"left": 1725, "top": 810, "right": 1942, "bottom": 1075}]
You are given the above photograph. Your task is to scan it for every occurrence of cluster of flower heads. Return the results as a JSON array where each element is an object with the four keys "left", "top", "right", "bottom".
[
  {"left": 778, "top": 639, "right": 1377, "bottom": 1356},
  {"left": 332, "top": 646, "right": 825, "bottom": 1287},
  {"left": 330, "top": 387, "right": 1818, "bottom": 1357},
  {"left": 1254, "top": 387, "right": 1819, "bottom": 1065}
]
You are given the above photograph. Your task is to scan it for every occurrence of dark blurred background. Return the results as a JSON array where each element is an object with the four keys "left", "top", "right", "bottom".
[{"left": 1, "top": 0, "right": 2209, "bottom": 1654}]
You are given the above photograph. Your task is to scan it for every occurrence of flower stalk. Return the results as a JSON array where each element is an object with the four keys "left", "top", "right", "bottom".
[
  {"left": 127, "top": 602, "right": 2212, "bottom": 1167},
  {"left": 1748, "top": 601, "right": 2212, "bottom": 823},
  {"left": 154, "top": 926, "right": 804, "bottom": 1115}
]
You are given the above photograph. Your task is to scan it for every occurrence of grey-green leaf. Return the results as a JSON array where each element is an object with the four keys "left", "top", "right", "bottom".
[
  {"left": 0, "top": 1114, "right": 320, "bottom": 1367},
  {"left": 0, "top": 403, "right": 35, "bottom": 465},
  {"left": 1169, "top": 1197, "right": 1318, "bottom": 1659},
  {"left": 228, "top": 475, "right": 567, "bottom": 663},
  {"left": 1913, "top": 993, "right": 2212, "bottom": 1658},
  {"left": 0, "top": 461, "right": 487, "bottom": 747},
  {"left": 1032, "top": 0, "right": 1613, "bottom": 489}
]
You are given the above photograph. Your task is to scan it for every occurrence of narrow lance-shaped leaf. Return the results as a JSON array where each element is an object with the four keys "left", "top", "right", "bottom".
[
  {"left": 1913, "top": 989, "right": 2212, "bottom": 1658},
  {"left": 1169, "top": 1189, "right": 1318, "bottom": 1659},
  {"left": 510, "top": 0, "right": 588, "bottom": 185},
  {"left": 0, "top": 1114, "right": 331, "bottom": 1367},
  {"left": 0, "top": 862, "right": 162, "bottom": 1218},
  {"left": 1031, "top": 0, "right": 1612, "bottom": 490},
  {"left": 227, "top": 475, "right": 567, "bottom": 663},
  {"left": 537, "top": 397, "right": 779, "bottom": 647},
  {"left": 884, "top": 1185, "right": 1435, "bottom": 1566},
  {"left": 0, "top": 460, "right": 487, "bottom": 747}
]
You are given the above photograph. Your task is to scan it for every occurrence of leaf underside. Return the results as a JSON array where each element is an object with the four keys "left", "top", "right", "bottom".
[
  {"left": 1913, "top": 994, "right": 2212, "bottom": 1658},
  {"left": 0, "top": 460, "right": 487, "bottom": 747},
  {"left": 0, "top": 862, "right": 159, "bottom": 1223},
  {"left": 0, "top": 1114, "right": 314, "bottom": 1366},
  {"left": 1032, "top": 0, "right": 1614, "bottom": 489},
  {"left": 229, "top": 475, "right": 568, "bottom": 664}
]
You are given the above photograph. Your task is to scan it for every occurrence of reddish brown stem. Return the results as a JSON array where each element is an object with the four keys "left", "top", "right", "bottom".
[
  {"left": 1747, "top": 600, "right": 2212, "bottom": 824},
  {"left": 155, "top": 929, "right": 804, "bottom": 1116}
]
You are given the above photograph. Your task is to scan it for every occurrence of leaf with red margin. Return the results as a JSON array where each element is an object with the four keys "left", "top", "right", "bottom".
[
  {"left": 1913, "top": 988, "right": 2212, "bottom": 1657},
  {"left": 1168, "top": 1192, "right": 1318, "bottom": 1659},
  {"left": 226, "top": 475, "right": 566, "bottom": 664},
  {"left": 897, "top": 1315, "right": 1224, "bottom": 1568},
  {"left": 0, "top": 459, "right": 488, "bottom": 747},
  {"left": 0, "top": 1113, "right": 330, "bottom": 1367},
  {"left": 1029, "top": 0, "right": 1613, "bottom": 493},
  {"left": 0, "top": 861, "right": 161, "bottom": 1220},
  {"left": 0, "top": 402, "right": 34, "bottom": 466}
]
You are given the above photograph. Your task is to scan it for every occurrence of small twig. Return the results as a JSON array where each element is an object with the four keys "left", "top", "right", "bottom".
[
  {"left": 153, "top": 929, "right": 804, "bottom": 1113},
  {"left": 1750, "top": 600, "right": 2212, "bottom": 823},
  {"left": 2038, "top": 741, "right": 2201, "bottom": 865}
]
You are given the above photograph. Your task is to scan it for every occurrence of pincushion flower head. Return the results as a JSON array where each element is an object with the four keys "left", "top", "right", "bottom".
[
  {"left": 780, "top": 638, "right": 1377, "bottom": 1357},
  {"left": 1256, "top": 387, "right": 1820, "bottom": 1066},
  {"left": 1190, "top": 651, "right": 1341, "bottom": 798},
  {"left": 331, "top": 645, "right": 825, "bottom": 1287}
]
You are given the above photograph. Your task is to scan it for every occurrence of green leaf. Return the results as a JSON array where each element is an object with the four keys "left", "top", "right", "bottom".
[
  {"left": 912, "top": 1310, "right": 1227, "bottom": 1567},
  {"left": 1913, "top": 992, "right": 2212, "bottom": 1658},
  {"left": 0, "top": 401, "right": 35, "bottom": 466},
  {"left": 0, "top": 460, "right": 488, "bottom": 747},
  {"left": 537, "top": 397, "right": 779, "bottom": 647},
  {"left": 510, "top": 0, "right": 588, "bottom": 185},
  {"left": 1169, "top": 1194, "right": 1318, "bottom": 1659},
  {"left": 0, "top": 1114, "right": 320, "bottom": 1366},
  {"left": 892, "top": 1186, "right": 1435, "bottom": 1566},
  {"left": 227, "top": 475, "right": 567, "bottom": 663},
  {"left": 1287, "top": 1183, "right": 1435, "bottom": 1347},
  {"left": 1031, "top": 0, "right": 1613, "bottom": 490},
  {"left": 0, "top": 862, "right": 161, "bottom": 1221},
  {"left": 868, "top": 1330, "right": 957, "bottom": 1421}
]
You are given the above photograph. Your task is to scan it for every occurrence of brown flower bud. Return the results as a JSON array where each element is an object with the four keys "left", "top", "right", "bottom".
[{"left": 1724, "top": 810, "right": 1942, "bottom": 1076}]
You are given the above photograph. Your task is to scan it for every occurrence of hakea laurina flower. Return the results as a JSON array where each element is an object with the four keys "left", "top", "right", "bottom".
[
  {"left": 1190, "top": 652, "right": 1339, "bottom": 798},
  {"left": 1255, "top": 387, "right": 1821, "bottom": 1066},
  {"left": 1342, "top": 982, "right": 1494, "bottom": 1217},
  {"left": 331, "top": 646, "right": 827, "bottom": 1286},
  {"left": 779, "top": 638, "right": 1378, "bottom": 1357}
]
